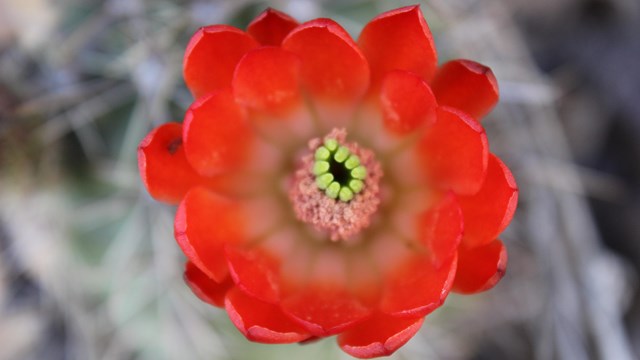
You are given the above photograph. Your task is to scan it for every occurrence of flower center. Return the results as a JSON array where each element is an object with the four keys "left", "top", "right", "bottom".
[
  {"left": 288, "top": 128, "right": 382, "bottom": 241},
  {"left": 313, "top": 138, "right": 367, "bottom": 202}
]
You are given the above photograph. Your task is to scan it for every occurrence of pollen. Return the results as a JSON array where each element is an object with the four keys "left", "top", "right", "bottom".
[{"left": 288, "top": 128, "right": 383, "bottom": 241}]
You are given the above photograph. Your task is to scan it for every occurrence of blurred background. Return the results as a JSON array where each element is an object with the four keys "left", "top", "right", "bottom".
[{"left": 1, "top": 0, "right": 639, "bottom": 359}]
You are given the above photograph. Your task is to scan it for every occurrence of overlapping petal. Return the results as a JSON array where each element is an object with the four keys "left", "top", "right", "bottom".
[
  {"left": 174, "top": 187, "right": 245, "bottom": 282},
  {"left": 183, "top": 261, "right": 233, "bottom": 307},
  {"left": 282, "top": 19, "right": 369, "bottom": 105},
  {"left": 419, "top": 106, "right": 489, "bottom": 195},
  {"left": 453, "top": 239, "right": 508, "bottom": 294},
  {"left": 387, "top": 189, "right": 462, "bottom": 269},
  {"left": 431, "top": 59, "right": 499, "bottom": 121},
  {"left": 226, "top": 246, "right": 281, "bottom": 304},
  {"left": 281, "top": 248, "right": 372, "bottom": 336},
  {"left": 184, "top": 25, "right": 258, "bottom": 98},
  {"left": 458, "top": 154, "right": 518, "bottom": 248},
  {"left": 183, "top": 90, "right": 253, "bottom": 177},
  {"left": 417, "top": 192, "right": 464, "bottom": 267},
  {"left": 359, "top": 6, "right": 437, "bottom": 89},
  {"left": 344, "top": 252, "right": 383, "bottom": 308},
  {"left": 380, "top": 252, "right": 457, "bottom": 317},
  {"left": 380, "top": 70, "right": 437, "bottom": 135},
  {"left": 138, "top": 122, "right": 217, "bottom": 204},
  {"left": 338, "top": 312, "right": 424, "bottom": 358},
  {"left": 247, "top": 8, "right": 299, "bottom": 46},
  {"left": 232, "top": 46, "right": 302, "bottom": 115},
  {"left": 222, "top": 195, "right": 291, "bottom": 302},
  {"left": 225, "top": 287, "right": 311, "bottom": 343}
]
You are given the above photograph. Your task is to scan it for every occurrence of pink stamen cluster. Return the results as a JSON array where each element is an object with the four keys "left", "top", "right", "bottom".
[{"left": 288, "top": 128, "right": 383, "bottom": 241}]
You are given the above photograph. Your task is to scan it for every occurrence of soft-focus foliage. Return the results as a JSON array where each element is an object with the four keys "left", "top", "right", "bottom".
[{"left": 0, "top": 0, "right": 638, "bottom": 360}]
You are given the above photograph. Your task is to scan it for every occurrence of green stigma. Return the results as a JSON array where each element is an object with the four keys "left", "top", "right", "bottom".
[{"left": 313, "top": 139, "right": 367, "bottom": 202}]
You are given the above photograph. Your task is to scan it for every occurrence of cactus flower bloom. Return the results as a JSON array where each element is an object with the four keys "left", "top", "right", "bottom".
[{"left": 138, "top": 6, "right": 517, "bottom": 358}]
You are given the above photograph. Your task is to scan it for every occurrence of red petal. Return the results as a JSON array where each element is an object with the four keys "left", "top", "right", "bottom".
[
  {"left": 419, "top": 106, "right": 489, "bottom": 195},
  {"left": 431, "top": 60, "right": 499, "bottom": 121},
  {"left": 183, "top": 261, "right": 233, "bottom": 307},
  {"left": 380, "top": 70, "right": 437, "bottom": 135},
  {"left": 183, "top": 25, "right": 258, "bottom": 99},
  {"left": 280, "top": 248, "right": 372, "bottom": 336},
  {"left": 225, "top": 287, "right": 311, "bottom": 343},
  {"left": 282, "top": 18, "right": 369, "bottom": 106},
  {"left": 453, "top": 239, "right": 507, "bottom": 294},
  {"left": 348, "top": 104, "right": 402, "bottom": 155},
  {"left": 232, "top": 47, "right": 301, "bottom": 115},
  {"left": 358, "top": 6, "right": 437, "bottom": 89},
  {"left": 459, "top": 154, "right": 518, "bottom": 248},
  {"left": 225, "top": 201, "right": 295, "bottom": 303},
  {"left": 345, "top": 252, "right": 383, "bottom": 308},
  {"left": 138, "top": 122, "right": 215, "bottom": 204},
  {"left": 183, "top": 90, "right": 253, "bottom": 177},
  {"left": 338, "top": 312, "right": 424, "bottom": 359},
  {"left": 174, "top": 187, "right": 245, "bottom": 282},
  {"left": 417, "top": 192, "right": 463, "bottom": 267},
  {"left": 380, "top": 253, "right": 457, "bottom": 317},
  {"left": 247, "top": 8, "right": 299, "bottom": 46},
  {"left": 226, "top": 246, "right": 280, "bottom": 304},
  {"left": 386, "top": 189, "right": 461, "bottom": 268}
]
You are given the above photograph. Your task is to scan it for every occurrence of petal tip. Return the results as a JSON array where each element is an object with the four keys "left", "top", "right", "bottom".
[
  {"left": 183, "top": 25, "right": 258, "bottom": 98},
  {"left": 453, "top": 239, "right": 508, "bottom": 294},
  {"left": 225, "top": 288, "right": 311, "bottom": 344},
  {"left": 247, "top": 8, "right": 299, "bottom": 46},
  {"left": 338, "top": 314, "right": 424, "bottom": 359}
]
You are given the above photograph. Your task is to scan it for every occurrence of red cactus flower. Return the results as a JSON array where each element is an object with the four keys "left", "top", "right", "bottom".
[{"left": 138, "top": 6, "right": 518, "bottom": 358}]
